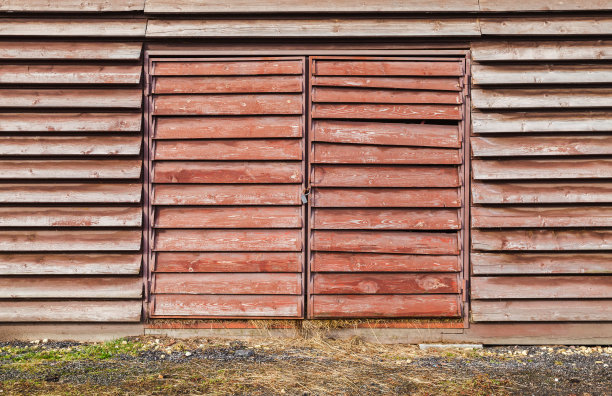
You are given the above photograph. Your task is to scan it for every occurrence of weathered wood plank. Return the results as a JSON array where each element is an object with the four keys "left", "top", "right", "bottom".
[
  {"left": 154, "top": 76, "right": 302, "bottom": 93},
  {"left": 0, "top": 277, "right": 142, "bottom": 299},
  {"left": 0, "top": 301, "right": 142, "bottom": 322},
  {"left": 471, "top": 182, "right": 612, "bottom": 204},
  {"left": 472, "top": 88, "right": 612, "bottom": 109},
  {"left": 472, "top": 229, "right": 612, "bottom": 251},
  {"left": 155, "top": 140, "right": 301, "bottom": 160},
  {"left": 472, "top": 300, "right": 612, "bottom": 322},
  {"left": 312, "top": 252, "right": 460, "bottom": 272},
  {"left": 155, "top": 229, "right": 302, "bottom": 251},
  {"left": 0, "top": 230, "right": 141, "bottom": 251},
  {"left": 0, "top": 160, "right": 141, "bottom": 179},
  {"left": 313, "top": 104, "right": 462, "bottom": 120},
  {"left": 0, "top": 65, "right": 142, "bottom": 84},
  {"left": 480, "top": 17, "right": 612, "bottom": 36},
  {"left": 146, "top": 19, "right": 481, "bottom": 38},
  {"left": 313, "top": 76, "right": 461, "bottom": 91},
  {"left": 156, "top": 207, "right": 301, "bottom": 228},
  {"left": 313, "top": 273, "right": 459, "bottom": 294},
  {"left": 0, "top": 136, "right": 141, "bottom": 156},
  {"left": 471, "top": 252, "right": 612, "bottom": 275},
  {"left": 314, "top": 120, "right": 460, "bottom": 148},
  {"left": 153, "top": 60, "right": 303, "bottom": 76},
  {"left": 313, "top": 208, "right": 460, "bottom": 230},
  {"left": 472, "top": 40, "right": 612, "bottom": 61},
  {"left": 311, "top": 295, "right": 460, "bottom": 318},
  {"left": 315, "top": 60, "right": 463, "bottom": 76},
  {"left": 153, "top": 94, "right": 302, "bottom": 115},
  {"left": 472, "top": 64, "right": 612, "bottom": 85},
  {"left": 155, "top": 116, "right": 301, "bottom": 139},
  {"left": 312, "top": 87, "right": 461, "bottom": 104},
  {"left": 0, "top": 207, "right": 142, "bottom": 227},
  {"left": 0, "top": 41, "right": 142, "bottom": 60},
  {"left": 313, "top": 143, "right": 460, "bottom": 164},
  {"left": 0, "top": 89, "right": 142, "bottom": 108},
  {"left": 0, "top": 253, "right": 141, "bottom": 275},
  {"left": 154, "top": 273, "right": 301, "bottom": 294},
  {"left": 472, "top": 159, "right": 612, "bottom": 180},
  {"left": 153, "top": 161, "right": 301, "bottom": 184},
  {"left": 0, "top": 184, "right": 141, "bottom": 203},
  {"left": 472, "top": 111, "right": 612, "bottom": 133},
  {"left": 472, "top": 206, "right": 612, "bottom": 228},
  {"left": 313, "top": 165, "right": 459, "bottom": 187},
  {"left": 471, "top": 136, "right": 612, "bottom": 157},
  {"left": 472, "top": 276, "right": 612, "bottom": 299},
  {"left": 313, "top": 188, "right": 461, "bottom": 208},
  {"left": 0, "top": 0, "right": 145, "bottom": 12},
  {"left": 479, "top": 0, "right": 612, "bottom": 12},
  {"left": 155, "top": 252, "right": 301, "bottom": 273},
  {"left": 0, "top": 113, "right": 141, "bottom": 132},
  {"left": 153, "top": 184, "right": 300, "bottom": 205},
  {"left": 313, "top": 230, "right": 459, "bottom": 254},
  {"left": 0, "top": 19, "right": 147, "bottom": 37},
  {"left": 153, "top": 295, "right": 301, "bottom": 317}
]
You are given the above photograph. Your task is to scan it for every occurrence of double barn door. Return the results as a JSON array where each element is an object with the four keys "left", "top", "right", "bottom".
[{"left": 147, "top": 56, "right": 467, "bottom": 320}]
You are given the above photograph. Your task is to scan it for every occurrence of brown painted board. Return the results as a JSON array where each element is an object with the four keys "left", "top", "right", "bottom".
[
  {"left": 480, "top": 17, "right": 612, "bottom": 36},
  {"left": 154, "top": 273, "right": 301, "bottom": 294},
  {"left": 312, "top": 104, "right": 462, "bottom": 120},
  {"left": 153, "top": 294, "right": 302, "bottom": 317},
  {"left": 472, "top": 88, "right": 612, "bottom": 109},
  {"left": 471, "top": 252, "right": 612, "bottom": 275},
  {"left": 313, "top": 76, "right": 461, "bottom": 91},
  {"left": 312, "top": 143, "right": 460, "bottom": 164},
  {"left": 0, "top": 19, "right": 147, "bottom": 37},
  {"left": 0, "top": 160, "right": 141, "bottom": 179},
  {"left": 0, "top": 253, "right": 141, "bottom": 275},
  {"left": 153, "top": 161, "right": 301, "bottom": 184},
  {"left": 314, "top": 60, "right": 463, "bottom": 76},
  {"left": 153, "top": 94, "right": 302, "bottom": 115},
  {"left": 154, "top": 76, "right": 302, "bottom": 93},
  {"left": 314, "top": 120, "right": 460, "bottom": 148},
  {"left": 0, "top": 207, "right": 142, "bottom": 227},
  {"left": 312, "top": 252, "right": 460, "bottom": 272},
  {"left": 313, "top": 165, "right": 459, "bottom": 187},
  {"left": 155, "top": 206, "right": 301, "bottom": 228},
  {"left": 313, "top": 273, "right": 459, "bottom": 294},
  {"left": 471, "top": 136, "right": 612, "bottom": 157},
  {"left": 313, "top": 208, "right": 460, "bottom": 230},
  {"left": 472, "top": 40, "right": 612, "bottom": 61},
  {"left": 0, "top": 113, "right": 142, "bottom": 132},
  {"left": 155, "top": 116, "right": 302, "bottom": 139},
  {"left": 313, "top": 188, "right": 461, "bottom": 208},
  {"left": 472, "top": 206, "right": 612, "bottom": 228},
  {"left": 0, "top": 65, "right": 142, "bottom": 84},
  {"left": 471, "top": 300, "right": 612, "bottom": 322},
  {"left": 153, "top": 60, "right": 303, "bottom": 76},
  {"left": 472, "top": 276, "right": 612, "bottom": 299},
  {"left": 472, "top": 229, "right": 612, "bottom": 251},
  {"left": 155, "top": 252, "right": 302, "bottom": 273},
  {"left": 480, "top": 0, "right": 612, "bottom": 11},
  {"left": 153, "top": 184, "right": 300, "bottom": 205},
  {"left": 471, "top": 111, "right": 612, "bottom": 133},
  {"left": 471, "top": 182, "right": 612, "bottom": 204},
  {"left": 155, "top": 229, "right": 302, "bottom": 252},
  {"left": 0, "top": 89, "right": 142, "bottom": 108},
  {"left": 154, "top": 139, "right": 301, "bottom": 160},
  {"left": 312, "top": 87, "right": 461, "bottom": 104},
  {"left": 311, "top": 295, "right": 460, "bottom": 318},
  {"left": 0, "top": 277, "right": 142, "bottom": 299},
  {"left": 1, "top": 0, "right": 145, "bottom": 12},
  {"left": 0, "top": 230, "right": 141, "bottom": 251},
  {"left": 0, "top": 42, "right": 142, "bottom": 60},
  {"left": 0, "top": 136, "right": 141, "bottom": 156},
  {"left": 472, "top": 159, "right": 612, "bottom": 180},
  {"left": 312, "top": 230, "right": 459, "bottom": 254},
  {"left": 0, "top": 183, "right": 141, "bottom": 203},
  {"left": 0, "top": 300, "right": 142, "bottom": 322},
  {"left": 472, "top": 64, "right": 612, "bottom": 85}
]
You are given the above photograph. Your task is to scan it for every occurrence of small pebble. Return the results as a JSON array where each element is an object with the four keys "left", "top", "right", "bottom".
[{"left": 185, "top": 351, "right": 192, "bottom": 357}]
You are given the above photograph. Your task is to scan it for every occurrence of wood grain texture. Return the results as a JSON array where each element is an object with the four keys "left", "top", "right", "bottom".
[
  {"left": 153, "top": 184, "right": 300, "bottom": 205},
  {"left": 0, "top": 253, "right": 141, "bottom": 275},
  {"left": 153, "top": 60, "right": 303, "bottom": 76},
  {"left": 472, "top": 300, "right": 612, "bottom": 322},
  {"left": 155, "top": 116, "right": 301, "bottom": 139},
  {"left": 155, "top": 229, "right": 302, "bottom": 252},
  {"left": 313, "top": 188, "right": 461, "bottom": 208},
  {"left": 471, "top": 111, "right": 612, "bottom": 133},
  {"left": 0, "top": 89, "right": 142, "bottom": 108},
  {"left": 153, "top": 94, "right": 302, "bottom": 115},
  {"left": 312, "top": 87, "right": 461, "bottom": 104},
  {"left": 313, "top": 208, "right": 459, "bottom": 230},
  {"left": 472, "top": 229, "right": 612, "bottom": 251},
  {"left": 153, "top": 294, "right": 301, "bottom": 317},
  {"left": 155, "top": 139, "right": 301, "bottom": 160},
  {"left": 155, "top": 252, "right": 301, "bottom": 273},
  {"left": 0, "top": 277, "right": 142, "bottom": 299},
  {"left": 315, "top": 60, "right": 463, "bottom": 76},
  {"left": 154, "top": 76, "right": 302, "bottom": 93},
  {"left": 156, "top": 207, "right": 301, "bottom": 228},
  {"left": 313, "top": 143, "right": 460, "bottom": 165},
  {"left": 0, "top": 65, "right": 142, "bottom": 84},
  {"left": 472, "top": 64, "right": 612, "bottom": 85},
  {"left": 312, "top": 252, "right": 460, "bottom": 272},
  {"left": 313, "top": 76, "right": 461, "bottom": 91},
  {"left": 0, "top": 230, "right": 141, "bottom": 251},
  {"left": 153, "top": 161, "right": 301, "bottom": 184},
  {"left": 313, "top": 104, "right": 462, "bottom": 120},
  {"left": 472, "top": 276, "right": 612, "bottom": 299},
  {"left": 0, "top": 300, "right": 142, "bottom": 322},
  {"left": 313, "top": 230, "right": 459, "bottom": 254},
  {"left": 313, "top": 165, "right": 459, "bottom": 187},
  {"left": 472, "top": 88, "right": 612, "bottom": 109},
  {"left": 471, "top": 182, "right": 612, "bottom": 204},
  {"left": 471, "top": 252, "right": 612, "bottom": 275},
  {"left": 0, "top": 184, "right": 141, "bottom": 203},
  {"left": 479, "top": 0, "right": 612, "bottom": 11},
  {"left": 472, "top": 40, "right": 612, "bottom": 61},
  {"left": 0, "top": 160, "right": 141, "bottom": 179},
  {"left": 472, "top": 206, "right": 612, "bottom": 228},
  {"left": 0, "top": 19, "right": 147, "bottom": 37},
  {"left": 0, "top": 0, "right": 144, "bottom": 12},
  {"left": 154, "top": 273, "right": 301, "bottom": 294},
  {"left": 0, "top": 42, "right": 142, "bottom": 60},
  {"left": 311, "top": 295, "right": 460, "bottom": 318},
  {"left": 480, "top": 17, "right": 612, "bottom": 36},
  {"left": 472, "top": 159, "right": 612, "bottom": 180},
  {"left": 0, "top": 207, "right": 141, "bottom": 227},
  {"left": 471, "top": 136, "right": 612, "bottom": 157},
  {"left": 0, "top": 113, "right": 141, "bottom": 132},
  {"left": 0, "top": 136, "right": 141, "bottom": 156},
  {"left": 313, "top": 273, "right": 459, "bottom": 294}
]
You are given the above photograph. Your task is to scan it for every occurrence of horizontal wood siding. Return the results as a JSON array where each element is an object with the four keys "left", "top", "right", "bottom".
[
  {"left": 470, "top": 40, "right": 612, "bottom": 322},
  {"left": 0, "top": 40, "right": 143, "bottom": 323}
]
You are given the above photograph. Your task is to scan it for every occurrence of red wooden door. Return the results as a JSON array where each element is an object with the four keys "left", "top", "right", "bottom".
[{"left": 148, "top": 58, "right": 306, "bottom": 318}]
